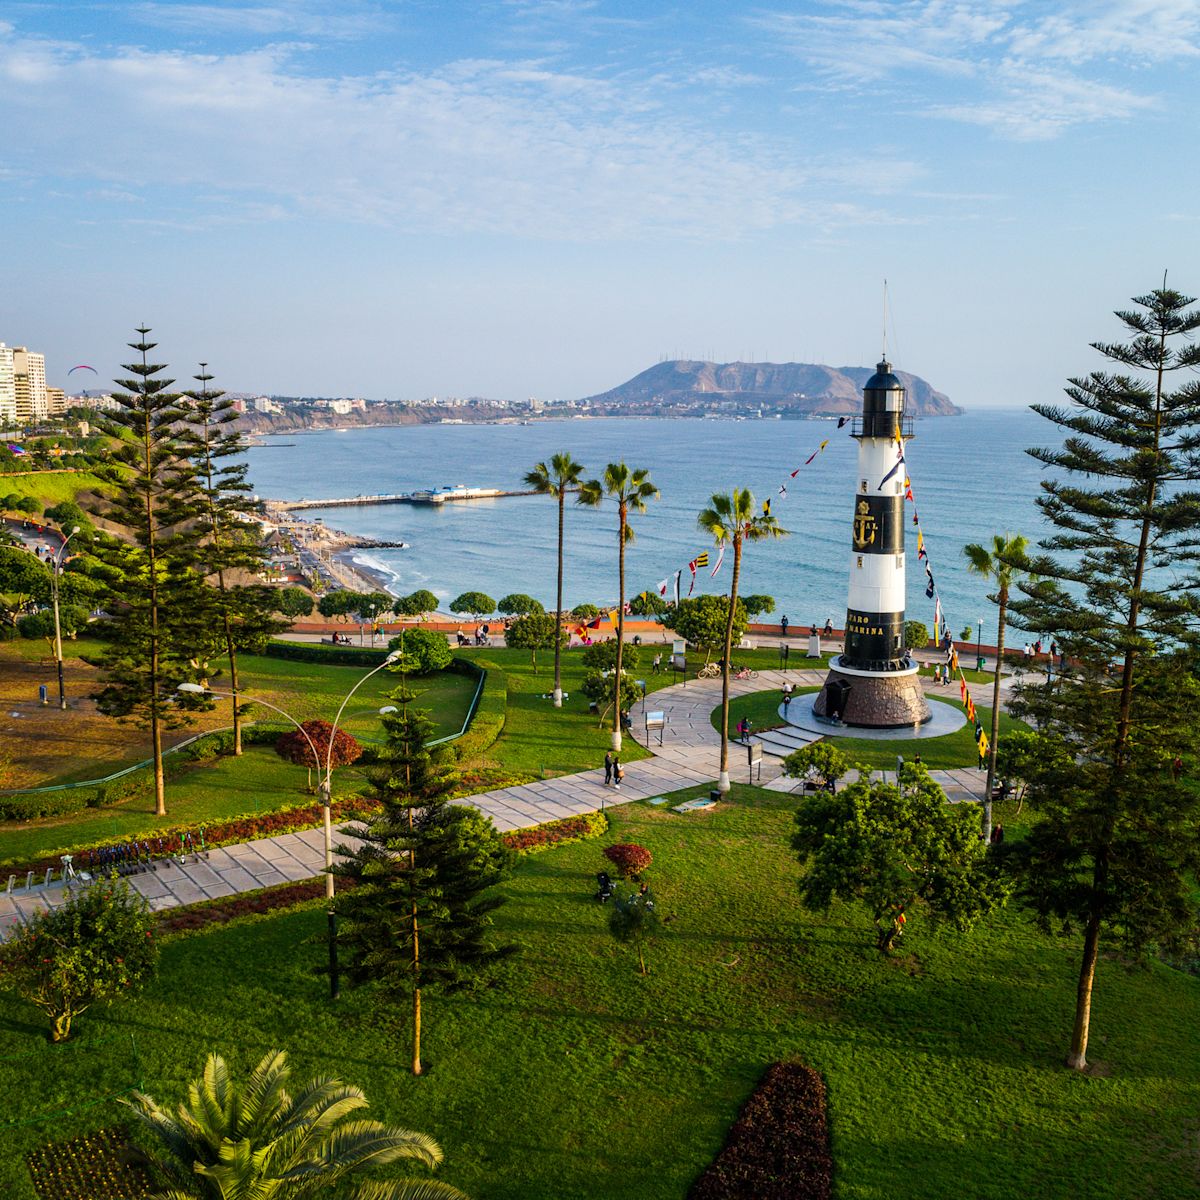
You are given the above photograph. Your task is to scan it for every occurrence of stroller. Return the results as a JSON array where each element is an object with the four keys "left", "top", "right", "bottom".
[{"left": 595, "top": 871, "right": 615, "bottom": 903}]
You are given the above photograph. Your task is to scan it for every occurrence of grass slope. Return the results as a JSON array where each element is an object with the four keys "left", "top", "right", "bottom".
[{"left": 1, "top": 785, "right": 1196, "bottom": 1200}]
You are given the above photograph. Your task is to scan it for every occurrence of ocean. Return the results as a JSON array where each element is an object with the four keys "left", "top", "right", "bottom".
[{"left": 244, "top": 409, "right": 1051, "bottom": 640}]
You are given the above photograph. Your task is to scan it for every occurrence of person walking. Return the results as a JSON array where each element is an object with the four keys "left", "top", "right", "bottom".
[
  {"left": 782, "top": 681, "right": 793, "bottom": 714},
  {"left": 780, "top": 614, "right": 789, "bottom": 638},
  {"left": 604, "top": 751, "right": 614, "bottom": 786},
  {"left": 652, "top": 652, "right": 662, "bottom": 674},
  {"left": 613, "top": 757, "right": 623, "bottom": 789}
]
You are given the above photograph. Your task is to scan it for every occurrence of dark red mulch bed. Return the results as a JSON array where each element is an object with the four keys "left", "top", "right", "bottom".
[
  {"left": 26, "top": 1125, "right": 152, "bottom": 1200},
  {"left": 688, "top": 1062, "right": 832, "bottom": 1200}
]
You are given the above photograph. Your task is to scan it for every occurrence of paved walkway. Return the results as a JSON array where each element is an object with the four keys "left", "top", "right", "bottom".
[{"left": 0, "top": 667, "right": 1018, "bottom": 936}]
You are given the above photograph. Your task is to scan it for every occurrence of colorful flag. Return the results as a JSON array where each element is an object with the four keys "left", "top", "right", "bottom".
[
  {"left": 917, "top": 530, "right": 925, "bottom": 560},
  {"left": 803, "top": 439, "right": 829, "bottom": 466},
  {"left": 763, "top": 498, "right": 771, "bottom": 516},
  {"left": 710, "top": 545, "right": 725, "bottom": 577},
  {"left": 960, "top": 678, "right": 968, "bottom": 705},
  {"left": 673, "top": 570, "right": 681, "bottom": 607},
  {"left": 905, "top": 485, "right": 914, "bottom": 501},
  {"left": 878, "top": 453, "right": 905, "bottom": 489},
  {"left": 837, "top": 416, "right": 849, "bottom": 428},
  {"left": 778, "top": 484, "right": 788, "bottom": 499},
  {"left": 934, "top": 597, "right": 942, "bottom": 632},
  {"left": 608, "top": 609, "right": 620, "bottom": 626},
  {"left": 925, "top": 578, "right": 935, "bottom": 599},
  {"left": 657, "top": 578, "right": 668, "bottom": 597}
]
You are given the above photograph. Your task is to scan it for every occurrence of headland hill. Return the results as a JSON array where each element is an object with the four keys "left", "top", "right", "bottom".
[{"left": 231, "top": 358, "right": 961, "bottom": 435}]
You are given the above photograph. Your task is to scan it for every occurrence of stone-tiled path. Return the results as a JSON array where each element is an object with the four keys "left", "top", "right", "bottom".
[{"left": 1, "top": 666, "right": 1014, "bottom": 936}]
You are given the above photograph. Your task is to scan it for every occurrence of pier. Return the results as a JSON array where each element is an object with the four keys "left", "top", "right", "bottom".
[{"left": 271, "top": 486, "right": 534, "bottom": 511}]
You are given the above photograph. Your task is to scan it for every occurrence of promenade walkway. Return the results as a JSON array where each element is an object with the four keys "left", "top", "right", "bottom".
[{"left": 0, "top": 667, "right": 1011, "bottom": 935}]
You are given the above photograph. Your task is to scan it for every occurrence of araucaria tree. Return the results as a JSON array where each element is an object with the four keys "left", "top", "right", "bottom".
[
  {"left": 698, "top": 489, "right": 785, "bottom": 793},
  {"left": 963, "top": 532, "right": 1032, "bottom": 836},
  {"left": 1006, "top": 284, "right": 1200, "bottom": 1071},
  {"left": 578, "top": 463, "right": 659, "bottom": 751},
  {"left": 335, "top": 705, "right": 514, "bottom": 1075},
  {"left": 183, "top": 363, "right": 284, "bottom": 754},
  {"left": 525, "top": 452, "right": 585, "bottom": 708},
  {"left": 792, "top": 764, "right": 1007, "bottom": 953},
  {"left": 89, "top": 328, "right": 202, "bottom": 816}
]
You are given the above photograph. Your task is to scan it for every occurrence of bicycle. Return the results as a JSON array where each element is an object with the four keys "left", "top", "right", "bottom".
[
  {"left": 733, "top": 666, "right": 759, "bottom": 680},
  {"left": 696, "top": 662, "right": 721, "bottom": 679}
]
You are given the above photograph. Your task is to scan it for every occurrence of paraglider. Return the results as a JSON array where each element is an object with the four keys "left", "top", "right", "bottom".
[{"left": 67, "top": 364, "right": 98, "bottom": 376}]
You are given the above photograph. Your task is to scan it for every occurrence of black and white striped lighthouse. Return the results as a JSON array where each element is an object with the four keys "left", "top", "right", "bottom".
[{"left": 814, "top": 359, "right": 931, "bottom": 727}]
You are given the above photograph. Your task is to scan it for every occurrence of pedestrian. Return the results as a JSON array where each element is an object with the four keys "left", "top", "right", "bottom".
[
  {"left": 613, "top": 758, "right": 623, "bottom": 789},
  {"left": 896, "top": 753, "right": 904, "bottom": 779},
  {"left": 823, "top": 618, "right": 834, "bottom": 637},
  {"left": 782, "top": 681, "right": 793, "bottom": 713},
  {"left": 780, "top": 614, "right": 789, "bottom": 638},
  {"left": 1023, "top": 643, "right": 1031, "bottom": 659},
  {"left": 1033, "top": 638, "right": 1042, "bottom": 656},
  {"left": 652, "top": 652, "right": 662, "bottom": 674},
  {"left": 604, "top": 751, "right": 614, "bottom": 786},
  {"left": 913, "top": 752, "right": 921, "bottom": 767}
]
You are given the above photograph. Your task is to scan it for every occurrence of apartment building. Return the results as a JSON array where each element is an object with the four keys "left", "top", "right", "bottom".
[
  {"left": 0, "top": 344, "right": 14, "bottom": 425},
  {"left": 12, "top": 347, "right": 48, "bottom": 422}
]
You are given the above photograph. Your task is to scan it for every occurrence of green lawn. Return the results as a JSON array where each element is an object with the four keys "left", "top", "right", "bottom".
[
  {"left": 0, "top": 471, "right": 111, "bottom": 512},
  {"left": 0, "top": 654, "right": 476, "bottom": 865},
  {"left": 2, "top": 783, "right": 1197, "bottom": 1200}
]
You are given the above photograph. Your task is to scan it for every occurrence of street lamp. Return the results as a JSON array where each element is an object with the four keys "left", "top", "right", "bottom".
[
  {"left": 51, "top": 525, "right": 82, "bottom": 710},
  {"left": 977, "top": 616, "right": 984, "bottom": 673},
  {"left": 178, "top": 646, "right": 400, "bottom": 999}
]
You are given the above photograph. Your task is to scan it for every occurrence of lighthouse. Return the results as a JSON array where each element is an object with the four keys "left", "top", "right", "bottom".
[{"left": 813, "top": 359, "right": 931, "bottom": 727}]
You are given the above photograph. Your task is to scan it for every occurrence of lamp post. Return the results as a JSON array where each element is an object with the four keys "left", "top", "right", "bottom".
[
  {"left": 50, "top": 525, "right": 81, "bottom": 710},
  {"left": 977, "top": 616, "right": 984, "bottom": 673},
  {"left": 178, "top": 646, "right": 400, "bottom": 1000}
]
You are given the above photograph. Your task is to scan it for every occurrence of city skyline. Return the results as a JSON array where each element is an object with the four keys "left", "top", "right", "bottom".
[{"left": 2, "top": 1, "right": 1198, "bottom": 406}]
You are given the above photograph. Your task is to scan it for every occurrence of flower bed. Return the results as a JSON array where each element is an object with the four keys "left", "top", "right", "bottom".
[
  {"left": 501, "top": 811, "right": 607, "bottom": 855},
  {"left": 25, "top": 1126, "right": 152, "bottom": 1200},
  {"left": 687, "top": 1062, "right": 832, "bottom": 1200}
]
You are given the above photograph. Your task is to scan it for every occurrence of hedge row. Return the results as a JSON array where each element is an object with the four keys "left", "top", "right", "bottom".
[
  {"left": 688, "top": 1062, "right": 832, "bottom": 1200},
  {"left": 451, "top": 667, "right": 506, "bottom": 762},
  {"left": 264, "top": 640, "right": 392, "bottom": 666}
]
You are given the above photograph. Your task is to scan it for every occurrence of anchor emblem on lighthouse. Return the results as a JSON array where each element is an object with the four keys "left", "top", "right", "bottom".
[{"left": 852, "top": 500, "right": 877, "bottom": 549}]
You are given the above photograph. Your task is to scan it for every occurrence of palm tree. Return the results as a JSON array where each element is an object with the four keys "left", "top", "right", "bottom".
[
  {"left": 963, "top": 531, "right": 1031, "bottom": 837},
  {"left": 524, "top": 452, "right": 585, "bottom": 708},
  {"left": 698, "top": 489, "right": 786, "bottom": 792},
  {"left": 123, "top": 1049, "right": 468, "bottom": 1200},
  {"left": 578, "top": 463, "right": 659, "bottom": 750}
]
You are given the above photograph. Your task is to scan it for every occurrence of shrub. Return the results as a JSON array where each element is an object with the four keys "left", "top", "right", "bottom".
[
  {"left": 688, "top": 1062, "right": 832, "bottom": 1200},
  {"left": 781, "top": 742, "right": 850, "bottom": 788},
  {"left": 904, "top": 619, "right": 931, "bottom": 650},
  {"left": 0, "top": 876, "right": 157, "bottom": 1041},
  {"left": 275, "top": 719, "right": 363, "bottom": 771},
  {"left": 387, "top": 626, "right": 452, "bottom": 674},
  {"left": 603, "top": 841, "right": 652, "bottom": 879}
]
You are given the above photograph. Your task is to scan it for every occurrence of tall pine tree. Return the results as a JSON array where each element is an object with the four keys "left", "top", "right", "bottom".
[
  {"left": 90, "top": 328, "right": 203, "bottom": 816},
  {"left": 182, "top": 363, "right": 284, "bottom": 754},
  {"left": 334, "top": 701, "right": 514, "bottom": 1075},
  {"left": 1006, "top": 284, "right": 1200, "bottom": 1070}
]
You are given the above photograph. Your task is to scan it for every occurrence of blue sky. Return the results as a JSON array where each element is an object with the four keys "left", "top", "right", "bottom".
[{"left": 2, "top": 1, "right": 1197, "bottom": 405}]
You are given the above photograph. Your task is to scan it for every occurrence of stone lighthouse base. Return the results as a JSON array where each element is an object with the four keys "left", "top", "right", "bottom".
[{"left": 813, "top": 658, "right": 931, "bottom": 729}]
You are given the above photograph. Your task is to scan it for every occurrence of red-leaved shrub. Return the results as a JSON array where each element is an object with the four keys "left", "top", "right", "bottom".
[
  {"left": 688, "top": 1062, "right": 831, "bottom": 1200},
  {"left": 275, "top": 719, "right": 363, "bottom": 770},
  {"left": 603, "top": 841, "right": 652, "bottom": 879}
]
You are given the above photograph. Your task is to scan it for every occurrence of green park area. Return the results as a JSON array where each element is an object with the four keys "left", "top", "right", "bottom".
[{"left": 2, "top": 783, "right": 1198, "bottom": 1200}]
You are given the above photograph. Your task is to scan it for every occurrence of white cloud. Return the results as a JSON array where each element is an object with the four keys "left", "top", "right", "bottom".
[
  {"left": 0, "top": 31, "right": 920, "bottom": 240},
  {"left": 753, "top": 1, "right": 1200, "bottom": 138},
  {"left": 129, "top": 2, "right": 394, "bottom": 40}
]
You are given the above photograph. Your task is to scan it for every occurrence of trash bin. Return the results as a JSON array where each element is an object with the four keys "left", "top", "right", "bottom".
[
  {"left": 976, "top": 655, "right": 986, "bottom": 672},
  {"left": 710, "top": 788, "right": 723, "bottom": 803}
]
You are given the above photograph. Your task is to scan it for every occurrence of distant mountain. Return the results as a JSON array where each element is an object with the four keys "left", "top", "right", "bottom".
[{"left": 580, "top": 360, "right": 961, "bottom": 416}]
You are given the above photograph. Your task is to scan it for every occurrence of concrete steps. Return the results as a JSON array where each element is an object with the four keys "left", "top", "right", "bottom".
[{"left": 753, "top": 726, "right": 822, "bottom": 757}]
